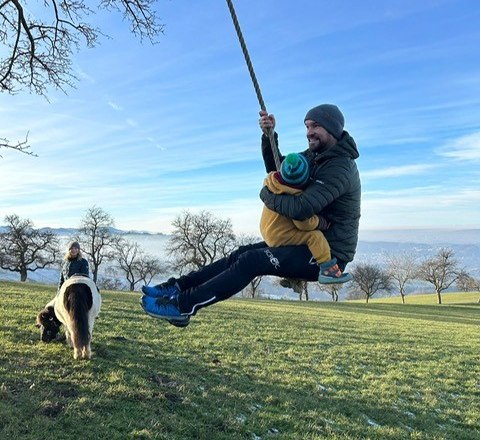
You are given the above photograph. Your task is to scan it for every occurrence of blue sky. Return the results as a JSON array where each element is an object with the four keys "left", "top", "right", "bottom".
[{"left": 1, "top": 0, "right": 480, "bottom": 236}]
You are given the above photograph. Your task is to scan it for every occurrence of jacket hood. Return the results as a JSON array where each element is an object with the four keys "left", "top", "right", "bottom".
[{"left": 264, "top": 172, "right": 303, "bottom": 195}]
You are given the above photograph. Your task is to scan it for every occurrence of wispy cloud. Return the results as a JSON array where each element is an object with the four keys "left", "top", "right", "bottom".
[
  {"left": 362, "top": 186, "right": 480, "bottom": 228},
  {"left": 108, "top": 101, "right": 123, "bottom": 111},
  {"left": 1, "top": 1, "right": 480, "bottom": 235},
  {"left": 437, "top": 132, "right": 480, "bottom": 161},
  {"left": 362, "top": 164, "right": 438, "bottom": 179}
]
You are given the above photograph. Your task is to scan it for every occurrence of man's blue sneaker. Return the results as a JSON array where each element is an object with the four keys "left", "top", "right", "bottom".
[
  {"left": 318, "top": 258, "right": 353, "bottom": 284},
  {"left": 141, "top": 280, "right": 179, "bottom": 298},
  {"left": 140, "top": 292, "right": 188, "bottom": 322}
]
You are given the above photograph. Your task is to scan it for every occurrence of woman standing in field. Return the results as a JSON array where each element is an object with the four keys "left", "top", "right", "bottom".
[{"left": 58, "top": 241, "right": 89, "bottom": 290}]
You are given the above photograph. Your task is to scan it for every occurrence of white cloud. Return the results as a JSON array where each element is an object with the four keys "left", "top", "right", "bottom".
[
  {"left": 362, "top": 186, "right": 480, "bottom": 228},
  {"left": 437, "top": 132, "right": 480, "bottom": 161},
  {"left": 383, "top": 137, "right": 430, "bottom": 145},
  {"left": 362, "top": 164, "right": 437, "bottom": 179},
  {"left": 108, "top": 101, "right": 123, "bottom": 111},
  {"left": 146, "top": 137, "right": 165, "bottom": 151}
]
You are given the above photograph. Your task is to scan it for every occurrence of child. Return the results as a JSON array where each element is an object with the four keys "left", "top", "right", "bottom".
[{"left": 260, "top": 153, "right": 352, "bottom": 283}]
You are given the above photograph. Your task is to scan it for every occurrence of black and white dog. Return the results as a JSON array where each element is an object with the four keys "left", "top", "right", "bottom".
[
  {"left": 36, "top": 275, "right": 101, "bottom": 360},
  {"left": 36, "top": 305, "right": 62, "bottom": 342}
]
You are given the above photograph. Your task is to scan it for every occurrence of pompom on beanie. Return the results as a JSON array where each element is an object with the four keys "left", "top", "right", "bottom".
[{"left": 280, "top": 153, "right": 310, "bottom": 187}]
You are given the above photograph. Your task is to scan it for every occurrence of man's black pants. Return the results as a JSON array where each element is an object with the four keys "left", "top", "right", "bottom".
[{"left": 176, "top": 241, "right": 346, "bottom": 315}]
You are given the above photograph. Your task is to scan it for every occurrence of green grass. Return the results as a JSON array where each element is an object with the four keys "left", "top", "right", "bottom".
[
  {"left": 0, "top": 280, "right": 479, "bottom": 440},
  {"left": 357, "top": 292, "right": 479, "bottom": 305}
]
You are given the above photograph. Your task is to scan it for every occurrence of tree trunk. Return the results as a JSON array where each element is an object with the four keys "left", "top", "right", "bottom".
[
  {"left": 365, "top": 295, "right": 369, "bottom": 304},
  {"left": 130, "top": 281, "right": 135, "bottom": 291},
  {"left": 303, "top": 282, "right": 309, "bottom": 301},
  {"left": 436, "top": 290, "right": 442, "bottom": 304},
  {"left": 249, "top": 281, "right": 256, "bottom": 298},
  {"left": 20, "top": 268, "right": 28, "bottom": 282},
  {"left": 401, "top": 293, "right": 405, "bottom": 304},
  {"left": 93, "top": 269, "right": 98, "bottom": 283}
]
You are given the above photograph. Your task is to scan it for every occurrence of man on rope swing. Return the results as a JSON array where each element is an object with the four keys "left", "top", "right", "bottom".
[{"left": 141, "top": 104, "right": 361, "bottom": 327}]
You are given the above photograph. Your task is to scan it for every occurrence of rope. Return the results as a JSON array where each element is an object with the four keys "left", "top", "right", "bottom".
[{"left": 225, "top": 0, "right": 282, "bottom": 170}]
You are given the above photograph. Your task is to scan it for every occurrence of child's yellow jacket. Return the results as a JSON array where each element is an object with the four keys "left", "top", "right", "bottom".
[{"left": 260, "top": 172, "right": 331, "bottom": 263}]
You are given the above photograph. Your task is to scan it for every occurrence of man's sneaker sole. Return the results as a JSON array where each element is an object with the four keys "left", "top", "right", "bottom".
[
  {"left": 142, "top": 306, "right": 187, "bottom": 321},
  {"left": 318, "top": 273, "right": 353, "bottom": 284},
  {"left": 167, "top": 317, "right": 190, "bottom": 328},
  {"left": 140, "top": 298, "right": 189, "bottom": 324}
]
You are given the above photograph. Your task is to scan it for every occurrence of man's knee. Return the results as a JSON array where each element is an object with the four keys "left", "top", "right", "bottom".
[
  {"left": 229, "top": 242, "right": 266, "bottom": 261},
  {"left": 235, "top": 247, "right": 281, "bottom": 277}
]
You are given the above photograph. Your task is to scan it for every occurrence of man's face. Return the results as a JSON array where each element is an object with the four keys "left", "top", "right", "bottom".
[
  {"left": 305, "top": 120, "right": 335, "bottom": 153},
  {"left": 70, "top": 246, "right": 79, "bottom": 257}
]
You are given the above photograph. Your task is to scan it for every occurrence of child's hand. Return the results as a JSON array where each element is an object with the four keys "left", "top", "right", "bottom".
[{"left": 317, "top": 215, "right": 331, "bottom": 231}]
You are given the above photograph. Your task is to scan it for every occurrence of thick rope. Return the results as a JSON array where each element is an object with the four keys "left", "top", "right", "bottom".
[{"left": 225, "top": 0, "right": 282, "bottom": 170}]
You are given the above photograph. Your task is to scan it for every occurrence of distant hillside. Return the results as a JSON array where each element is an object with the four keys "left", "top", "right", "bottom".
[
  {"left": 37, "top": 227, "right": 168, "bottom": 236},
  {"left": 355, "top": 240, "right": 480, "bottom": 278},
  {"left": 1, "top": 227, "right": 479, "bottom": 296},
  {"left": 359, "top": 228, "right": 480, "bottom": 245},
  {"left": 2, "top": 225, "right": 479, "bottom": 244}
]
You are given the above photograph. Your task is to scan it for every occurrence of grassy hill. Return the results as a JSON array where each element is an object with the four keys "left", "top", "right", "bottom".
[
  {"left": 350, "top": 291, "right": 479, "bottom": 305},
  {"left": 0, "top": 281, "right": 478, "bottom": 440}
]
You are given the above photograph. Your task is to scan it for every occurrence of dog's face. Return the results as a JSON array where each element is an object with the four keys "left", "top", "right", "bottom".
[{"left": 36, "top": 306, "right": 62, "bottom": 342}]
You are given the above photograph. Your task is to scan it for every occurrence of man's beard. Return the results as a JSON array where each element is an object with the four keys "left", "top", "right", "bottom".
[{"left": 307, "top": 136, "right": 330, "bottom": 153}]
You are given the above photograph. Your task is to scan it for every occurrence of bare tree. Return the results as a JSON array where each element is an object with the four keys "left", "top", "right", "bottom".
[
  {"left": 236, "top": 233, "right": 264, "bottom": 299},
  {"left": 456, "top": 271, "right": 477, "bottom": 292},
  {"left": 1, "top": 134, "right": 35, "bottom": 157},
  {"left": 114, "top": 238, "right": 142, "bottom": 291},
  {"left": 317, "top": 283, "right": 341, "bottom": 302},
  {"left": 166, "top": 210, "right": 237, "bottom": 274},
  {"left": 114, "top": 237, "right": 165, "bottom": 291},
  {"left": 417, "top": 248, "right": 461, "bottom": 304},
  {"left": 386, "top": 252, "right": 417, "bottom": 304},
  {"left": 77, "top": 206, "right": 117, "bottom": 283},
  {"left": 136, "top": 253, "right": 165, "bottom": 286},
  {"left": 96, "top": 276, "right": 124, "bottom": 291},
  {"left": 346, "top": 289, "right": 364, "bottom": 301},
  {"left": 455, "top": 271, "right": 480, "bottom": 303},
  {"left": 1, "top": 0, "right": 164, "bottom": 156},
  {"left": 279, "top": 278, "right": 310, "bottom": 301},
  {"left": 0, "top": 0, "right": 164, "bottom": 96},
  {"left": 349, "top": 263, "right": 393, "bottom": 303},
  {"left": 242, "top": 276, "right": 263, "bottom": 299},
  {"left": 0, "top": 214, "right": 59, "bottom": 281}
]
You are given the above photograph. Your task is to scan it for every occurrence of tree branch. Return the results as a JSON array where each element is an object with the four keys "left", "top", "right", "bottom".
[{"left": 0, "top": 133, "right": 37, "bottom": 156}]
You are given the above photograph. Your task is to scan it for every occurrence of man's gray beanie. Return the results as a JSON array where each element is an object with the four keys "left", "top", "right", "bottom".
[{"left": 304, "top": 104, "right": 345, "bottom": 139}]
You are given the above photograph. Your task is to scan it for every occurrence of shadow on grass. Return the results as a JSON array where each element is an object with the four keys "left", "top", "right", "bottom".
[
  {"left": 1, "top": 282, "right": 478, "bottom": 440},
  {"left": 321, "top": 302, "right": 480, "bottom": 325}
]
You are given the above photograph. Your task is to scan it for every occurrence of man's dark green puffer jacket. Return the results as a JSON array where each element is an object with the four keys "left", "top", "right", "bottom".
[{"left": 260, "top": 131, "right": 361, "bottom": 264}]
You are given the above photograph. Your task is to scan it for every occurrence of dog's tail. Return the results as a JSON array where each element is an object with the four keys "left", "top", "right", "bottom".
[{"left": 64, "top": 283, "right": 93, "bottom": 359}]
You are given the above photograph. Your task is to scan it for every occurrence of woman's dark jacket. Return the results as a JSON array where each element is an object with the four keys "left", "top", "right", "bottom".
[
  {"left": 58, "top": 257, "right": 89, "bottom": 290},
  {"left": 260, "top": 131, "right": 361, "bottom": 263}
]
